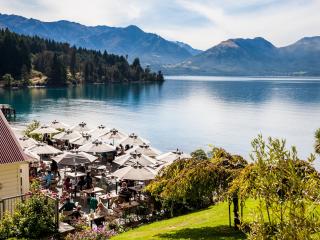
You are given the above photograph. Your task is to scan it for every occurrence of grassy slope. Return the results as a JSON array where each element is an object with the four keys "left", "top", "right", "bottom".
[{"left": 112, "top": 200, "right": 258, "bottom": 240}]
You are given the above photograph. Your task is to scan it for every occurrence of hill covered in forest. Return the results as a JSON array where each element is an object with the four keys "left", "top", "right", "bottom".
[
  {"left": 0, "top": 29, "right": 164, "bottom": 88},
  {"left": 0, "top": 13, "right": 200, "bottom": 68}
]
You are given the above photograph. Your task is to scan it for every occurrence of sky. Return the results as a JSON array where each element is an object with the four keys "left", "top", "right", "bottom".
[{"left": 0, "top": 0, "right": 319, "bottom": 50}]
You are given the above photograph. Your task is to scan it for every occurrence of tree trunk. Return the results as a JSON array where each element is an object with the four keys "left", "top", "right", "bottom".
[{"left": 233, "top": 195, "right": 240, "bottom": 230}]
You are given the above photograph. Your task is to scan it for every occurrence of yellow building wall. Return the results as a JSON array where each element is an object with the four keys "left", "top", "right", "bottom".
[
  {"left": 0, "top": 162, "right": 29, "bottom": 199},
  {"left": 20, "top": 163, "right": 29, "bottom": 194}
]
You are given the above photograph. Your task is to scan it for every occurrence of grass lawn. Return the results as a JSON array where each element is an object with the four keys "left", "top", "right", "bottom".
[{"left": 112, "top": 200, "right": 258, "bottom": 240}]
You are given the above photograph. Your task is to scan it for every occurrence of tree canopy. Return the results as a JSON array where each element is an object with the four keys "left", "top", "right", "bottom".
[
  {"left": 0, "top": 28, "right": 164, "bottom": 86},
  {"left": 230, "top": 135, "right": 320, "bottom": 239},
  {"left": 146, "top": 147, "right": 248, "bottom": 217}
]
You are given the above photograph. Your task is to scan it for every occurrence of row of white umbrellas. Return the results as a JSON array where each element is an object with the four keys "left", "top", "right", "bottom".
[{"left": 15, "top": 120, "right": 191, "bottom": 180}]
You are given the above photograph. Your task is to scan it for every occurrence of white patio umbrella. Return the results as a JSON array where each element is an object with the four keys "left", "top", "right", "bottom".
[
  {"left": 53, "top": 129, "right": 82, "bottom": 141},
  {"left": 78, "top": 139, "right": 116, "bottom": 153},
  {"left": 89, "top": 124, "right": 110, "bottom": 138},
  {"left": 112, "top": 162, "right": 155, "bottom": 181},
  {"left": 127, "top": 143, "right": 161, "bottom": 158},
  {"left": 119, "top": 133, "right": 149, "bottom": 147},
  {"left": 49, "top": 120, "right": 70, "bottom": 129},
  {"left": 18, "top": 136, "right": 38, "bottom": 149},
  {"left": 27, "top": 143, "right": 62, "bottom": 155},
  {"left": 24, "top": 149, "right": 41, "bottom": 162},
  {"left": 52, "top": 151, "right": 97, "bottom": 166},
  {"left": 11, "top": 127, "right": 26, "bottom": 138},
  {"left": 71, "top": 121, "right": 91, "bottom": 132},
  {"left": 114, "top": 150, "right": 159, "bottom": 167},
  {"left": 99, "top": 128, "right": 127, "bottom": 145},
  {"left": 156, "top": 149, "right": 191, "bottom": 164},
  {"left": 69, "top": 133, "right": 93, "bottom": 146},
  {"left": 30, "top": 125, "right": 60, "bottom": 135}
]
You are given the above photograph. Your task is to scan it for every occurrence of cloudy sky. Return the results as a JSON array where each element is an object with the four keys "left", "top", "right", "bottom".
[{"left": 0, "top": 0, "right": 319, "bottom": 50}]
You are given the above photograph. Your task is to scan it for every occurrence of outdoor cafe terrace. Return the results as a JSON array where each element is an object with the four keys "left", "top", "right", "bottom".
[{"left": 11, "top": 120, "right": 191, "bottom": 231}]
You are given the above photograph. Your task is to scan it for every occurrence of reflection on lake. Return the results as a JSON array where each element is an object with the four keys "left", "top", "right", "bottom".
[{"left": 1, "top": 76, "right": 320, "bottom": 168}]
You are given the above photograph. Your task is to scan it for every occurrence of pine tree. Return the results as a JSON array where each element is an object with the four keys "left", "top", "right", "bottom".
[
  {"left": 70, "top": 48, "right": 76, "bottom": 77},
  {"left": 49, "top": 53, "right": 67, "bottom": 86}
]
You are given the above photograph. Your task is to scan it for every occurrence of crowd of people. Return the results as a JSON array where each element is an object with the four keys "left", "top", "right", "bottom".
[{"left": 29, "top": 157, "right": 144, "bottom": 228}]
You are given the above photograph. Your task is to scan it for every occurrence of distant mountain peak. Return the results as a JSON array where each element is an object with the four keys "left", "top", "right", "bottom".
[
  {"left": 0, "top": 12, "right": 200, "bottom": 67},
  {"left": 125, "top": 25, "right": 141, "bottom": 31},
  {"left": 294, "top": 36, "right": 320, "bottom": 45},
  {"left": 174, "top": 41, "right": 202, "bottom": 56},
  {"left": 218, "top": 40, "right": 239, "bottom": 48},
  {"left": 166, "top": 35, "right": 320, "bottom": 76}
]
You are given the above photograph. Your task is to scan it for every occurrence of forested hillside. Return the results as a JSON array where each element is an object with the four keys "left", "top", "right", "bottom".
[
  {"left": 0, "top": 13, "right": 200, "bottom": 68},
  {"left": 0, "top": 29, "right": 164, "bottom": 87}
]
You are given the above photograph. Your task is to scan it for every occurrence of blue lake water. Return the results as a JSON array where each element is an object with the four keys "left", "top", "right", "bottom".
[{"left": 1, "top": 76, "right": 320, "bottom": 167}]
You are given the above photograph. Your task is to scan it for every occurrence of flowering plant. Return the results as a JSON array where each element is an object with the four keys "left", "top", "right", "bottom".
[{"left": 65, "top": 227, "right": 116, "bottom": 240}]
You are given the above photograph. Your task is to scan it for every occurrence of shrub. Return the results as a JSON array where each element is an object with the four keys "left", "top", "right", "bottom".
[
  {"left": 231, "top": 135, "right": 320, "bottom": 239},
  {"left": 191, "top": 149, "right": 208, "bottom": 160},
  {"left": 0, "top": 213, "right": 16, "bottom": 239},
  {"left": 2, "top": 73, "right": 14, "bottom": 87},
  {"left": 65, "top": 227, "right": 115, "bottom": 240},
  {"left": 0, "top": 193, "right": 56, "bottom": 239},
  {"left": 24, "top": 120, "right": 40, "bottom": 139}
]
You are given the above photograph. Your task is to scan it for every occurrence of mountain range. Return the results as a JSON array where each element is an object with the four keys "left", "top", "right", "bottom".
[
  {"left": 0, "top": 13, "right": 200, "bottom": 68},
  {"left": 0, "top": 13, "right": 319, "bottom": 76},
  {"left": 165, "top": 37, "right": 320, "bottom": 76}
]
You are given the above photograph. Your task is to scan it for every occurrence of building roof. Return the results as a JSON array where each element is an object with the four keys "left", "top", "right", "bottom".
[{"left": 0, "top": 111, "right": 27, "bottom": 164}]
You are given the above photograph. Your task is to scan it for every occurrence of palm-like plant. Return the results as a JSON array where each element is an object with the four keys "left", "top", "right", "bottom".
[{"left": 315, "top": 128, "right": 320, "bottom": 154}]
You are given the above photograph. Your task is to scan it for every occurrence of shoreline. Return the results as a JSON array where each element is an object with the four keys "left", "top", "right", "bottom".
[{"left": 0, "top": 80, "right": 165, "bottom": 90}]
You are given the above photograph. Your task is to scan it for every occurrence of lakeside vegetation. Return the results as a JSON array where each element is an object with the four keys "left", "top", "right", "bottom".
[
  {"left": 0, "top": 29, "right": 164, "bottom": 88},
  {"left": 1, "top": 126, "right": 320, "bottom": 239},
  {"left": 113, "top": 132, "right": 320, "bottom": 240}
]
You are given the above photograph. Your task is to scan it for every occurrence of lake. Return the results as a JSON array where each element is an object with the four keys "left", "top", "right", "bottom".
[{"left": 1, "top": 76, "right": 320, "bottom": 168}]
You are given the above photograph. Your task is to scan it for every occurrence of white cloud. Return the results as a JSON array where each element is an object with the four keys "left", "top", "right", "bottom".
[{"left": 0, "top": 0, "right": 319, "bottom": 50}]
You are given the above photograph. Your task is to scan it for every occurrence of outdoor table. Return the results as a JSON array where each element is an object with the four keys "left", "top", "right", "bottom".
[
  {"left": 66, "top": 172, "right": 86, "bottom": 178},
  {"left": 86, "top": 213, "right": 106, "bottom": 228},
  {"left": 97, "top": 165, "right": 107, "bottom": 170},
  {"left": 83, "top": 187, "right": 104, "bottom": 195},
  {"left": 99, "top": 193, "right": 118, "bottom": 208},
  {"left": 128, "top": 185, "right": 144, "bottom": 193},
  {"left": 119, "top": 201, "right": 140, "bottom": 210},
  {"left": 118, "top": 201, "right": 140, "bottom": 223},
  {"left": 129, "top": 185, "right": 144, "bottom": 200},
  {"left": 94, "top": 174, "right": 113, "bottom": 180},
  {"left": 63, "top": 167, "right": 72, "bottom": 172},
  {"left": 65, "top": 172, "right": 86, "bottom": 198}
]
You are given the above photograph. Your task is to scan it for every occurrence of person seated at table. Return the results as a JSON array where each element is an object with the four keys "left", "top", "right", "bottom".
[
  {"left": 29, "top": 167, "right": 37, "bottom": 179},
  {"left": 118, "top": 182, "right": 131, "bottom": 202},
  {"left": 60, "top": 190, "right": 70, "bottom": 204},
  {"left": 42, "top": 133, "right": 49, "bottom": 143},
  {"left": 79, "top": 165, "right": 86, "bottom": 173},
  {"left": 43, "top": 170, "right": 53, "bottom": 189},
  {"left": 77, "top": 176, "right": 86, "bottom": 191},
  {"left": 110, "top": 182, "right": 132, "bottom": 207},
  {"left": 59, "top": 197, "right": 76, "bottom": 214},
  {"left": 69, "top": 205, "right": 83, "bottom": 220},
  {"left": 47, "top": 137, "right": 53, "bottom": 146},
  {"left": 63, "top": 177, "right": 72, "bottom": 192},
  {"left": 85, "top": 172, "right": 93, "bottom": 189},
  {"left": 50, "top": 160, "right": 60, "bottom": 178},
  {"left": 94, "top": 202, "right": 109, "bottom": 227},
  {"left": 88, "top": 193, "right": 98, "bottom": 211},
  {"left": 39, "top": 160, "right": 47, "bottom": 173},
  {"left": 97, "top": 173, "right": 109, "bottom": 192}
]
